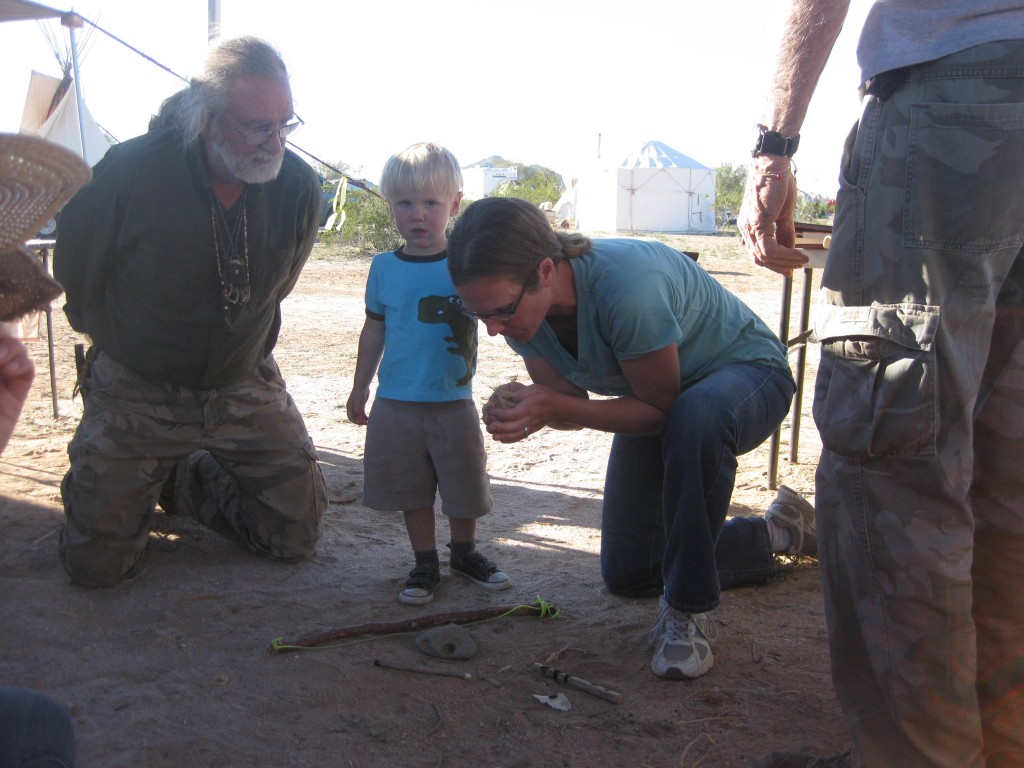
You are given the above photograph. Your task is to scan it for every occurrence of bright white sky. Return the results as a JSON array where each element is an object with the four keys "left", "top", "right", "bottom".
[{"left": 0, "top": 0, "right": 872, "bottom": 196}]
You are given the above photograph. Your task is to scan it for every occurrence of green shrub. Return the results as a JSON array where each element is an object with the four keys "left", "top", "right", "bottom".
[
  {"left": 333, "top": 191, "right": 402, "bottom": 254},
  {"left": 794, "top": 195, "right": 835, "bottom": 224},
  {"left": 715, "top": 162, "right": 746, "bottom": 228}
]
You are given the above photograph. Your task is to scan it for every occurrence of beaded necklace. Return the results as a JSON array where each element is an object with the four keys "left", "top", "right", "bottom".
[{"left": 210, "top": 189, "right": 251, "bottom": 326}]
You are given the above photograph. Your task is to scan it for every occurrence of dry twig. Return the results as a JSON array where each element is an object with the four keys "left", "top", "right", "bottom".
[{"left": 373, "top": 659, "right": 471, "bottom": 681}]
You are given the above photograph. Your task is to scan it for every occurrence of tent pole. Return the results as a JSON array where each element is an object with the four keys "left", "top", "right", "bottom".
[
  {"left": 209, "top": 0, "right": 221, "bottom": 43},
  {"left": 61, "top": 12, "right": 88, "bottom": 164}
]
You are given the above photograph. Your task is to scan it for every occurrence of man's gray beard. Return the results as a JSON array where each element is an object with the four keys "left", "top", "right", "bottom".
[{"left": 206, "top": 132, "right": 284, "bottom": 184}]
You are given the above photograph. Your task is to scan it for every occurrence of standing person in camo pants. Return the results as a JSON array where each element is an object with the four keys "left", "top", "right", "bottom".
[
  {"left": 738, "top": 1, "right": 1024, "bottom": 765},
  {"left": 55, "top": 36, "right": 326, "bottom": 587}
]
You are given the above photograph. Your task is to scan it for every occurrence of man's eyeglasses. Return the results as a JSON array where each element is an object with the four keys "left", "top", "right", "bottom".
[
  {"left": 231, "top": 116, "right": 304, "bottom": 146},
  {"left": 459, "top": 271, "right": 533, "bottom": 321}
]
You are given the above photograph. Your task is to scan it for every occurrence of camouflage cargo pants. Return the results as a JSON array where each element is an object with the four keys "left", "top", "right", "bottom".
[
  {"left": 59, "top": 351, "right": 327, "bottom": 587},
  {"left": 813, "top": 41, "right": 1024, "bottom": 768}
]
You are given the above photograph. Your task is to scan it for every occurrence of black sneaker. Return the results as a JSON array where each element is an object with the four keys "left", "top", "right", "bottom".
[
  {"left": 448, "top": 549, "right": 511, "bottom": 592},
  {"left": 399, "top": 563, "right": 440, "bottom": 606}
]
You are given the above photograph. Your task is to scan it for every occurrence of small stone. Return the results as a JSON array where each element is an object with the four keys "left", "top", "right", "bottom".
[{"left": 415, "top": 623, "right": 477, "bottom": 660}]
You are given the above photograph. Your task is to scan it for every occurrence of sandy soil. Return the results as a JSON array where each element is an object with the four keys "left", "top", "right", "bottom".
[{"left": 0, "top": 233, "right": 848, "bottom": 767}]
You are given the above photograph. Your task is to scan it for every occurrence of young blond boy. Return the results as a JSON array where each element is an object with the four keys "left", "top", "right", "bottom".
[{"left": 346, "top": 142, "right": 509, "bottom": 605}]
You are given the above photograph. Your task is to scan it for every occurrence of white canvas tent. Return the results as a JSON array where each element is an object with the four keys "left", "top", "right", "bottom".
[
  {"left": 20, "top": 71, "right": 109, "bottom": 163},
  {"left": 573, "top": 163, "right": 618, "bottom": 232},
  {"left": 574, "top": 140, "right": 717, "bottom": 234},
  {"left": 1, "top": 0, "right": 101, "bottom": 163}
]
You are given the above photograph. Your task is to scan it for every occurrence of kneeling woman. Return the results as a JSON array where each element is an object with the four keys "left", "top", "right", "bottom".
[{"left": 447, "top": 197, "right": 809, "bottom": 681}]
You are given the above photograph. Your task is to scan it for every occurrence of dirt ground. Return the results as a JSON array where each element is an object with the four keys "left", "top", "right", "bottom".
[{"left": 0, "top": 232, "right": 848, "bottom": 767}]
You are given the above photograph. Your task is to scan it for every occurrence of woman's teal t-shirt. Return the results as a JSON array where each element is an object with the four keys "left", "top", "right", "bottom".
[{"left": 507, "top": 238, "right": 787, "bottom": 396}]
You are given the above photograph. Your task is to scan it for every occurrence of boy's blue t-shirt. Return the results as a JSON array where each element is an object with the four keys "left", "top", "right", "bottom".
[
  {"left": 507, "top": 238, "right": 787, "bottom": 396},
  {"left": 365, "top": 248, "right": 477, "bottom": 402}
]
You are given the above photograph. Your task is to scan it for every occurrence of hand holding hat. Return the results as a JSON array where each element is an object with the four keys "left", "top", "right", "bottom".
[{"left": 0, "top": 133, "right": 92, "bottom": 321}]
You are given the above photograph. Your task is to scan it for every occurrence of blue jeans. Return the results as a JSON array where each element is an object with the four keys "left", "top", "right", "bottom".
[
  {"left": 0, "top": 688, "right": 75, "bottom": 767},
  {"left": 600, "top": 362, "right": 796, "bottom": 613}
]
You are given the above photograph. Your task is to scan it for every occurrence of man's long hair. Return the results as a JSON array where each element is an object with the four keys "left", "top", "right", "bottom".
[{"left": 149, "top": 36, "right": 289, "bottom": 147}]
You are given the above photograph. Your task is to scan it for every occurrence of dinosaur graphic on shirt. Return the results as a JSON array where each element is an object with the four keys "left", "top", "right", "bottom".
[{"left": 418, "top": 295, "right": 477, "bottom": 386}]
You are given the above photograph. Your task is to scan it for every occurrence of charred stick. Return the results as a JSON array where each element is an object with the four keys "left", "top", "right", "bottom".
[{"left": 271, "top": 603, "right": 557, "bottom": 652}]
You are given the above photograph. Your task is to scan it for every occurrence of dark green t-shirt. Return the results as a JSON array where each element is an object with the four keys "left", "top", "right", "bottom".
[{"left": 55, "top": 127, "right": 321, "bottom": 389}]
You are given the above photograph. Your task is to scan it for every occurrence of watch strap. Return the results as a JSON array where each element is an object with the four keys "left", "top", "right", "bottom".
[{"left": 753, "top": 124, "right": 800, "bottom": 157}]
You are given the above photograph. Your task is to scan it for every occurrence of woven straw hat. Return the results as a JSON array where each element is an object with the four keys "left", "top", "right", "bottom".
[{"left": 0, "top": 133, "right": 92, "bottom": 321}]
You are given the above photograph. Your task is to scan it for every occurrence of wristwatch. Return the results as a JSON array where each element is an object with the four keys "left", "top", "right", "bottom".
[{"left": 752, "top": 124, "right": 800, "bottom": 157}]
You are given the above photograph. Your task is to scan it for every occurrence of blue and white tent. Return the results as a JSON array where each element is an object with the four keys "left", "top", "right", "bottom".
[{"left": 575, "top": 140, "right": 717, "bottom": 234}]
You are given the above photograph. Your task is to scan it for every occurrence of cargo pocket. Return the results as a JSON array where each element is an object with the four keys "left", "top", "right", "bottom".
[{"left": 813, "top": 303, "right": 940, "bottom": 457}]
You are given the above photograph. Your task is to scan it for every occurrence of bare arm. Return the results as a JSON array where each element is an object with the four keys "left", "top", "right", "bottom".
[
  {"left": 345, "top": 317, "right": 385, "bottom": 425},
  {"left": 485, "top": 345, "right": 681, "bottom": 442},
  {"left": 739, "top": 0, "right": 851, "bottom": 276},
  {"left": 766, "top": 0, "right": 852, "bottom": 137}
]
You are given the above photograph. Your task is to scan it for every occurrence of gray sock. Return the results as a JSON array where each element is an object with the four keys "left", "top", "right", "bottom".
[
  {"left": 448, "top": 541, "right": 475, "bottom": 560},
  {"left": 414, "top": 549, "right": 439, "bottom": 569},
  {"left": 765, "top": 518, "right": 794, "bottom": 554}
]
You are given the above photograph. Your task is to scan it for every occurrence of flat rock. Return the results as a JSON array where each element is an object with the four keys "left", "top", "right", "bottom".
[{"left": 415, "top": 623, "right": 477, "bottom": 660}]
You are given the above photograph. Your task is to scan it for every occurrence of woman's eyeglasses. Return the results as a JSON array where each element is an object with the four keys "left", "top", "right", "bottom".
[{"left": 459, "top": 271, "right": 533, "bottom": 321}]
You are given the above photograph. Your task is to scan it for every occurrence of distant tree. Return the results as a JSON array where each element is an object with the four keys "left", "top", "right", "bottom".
[
  {"left": 794, "top": 193, "right": 835, "bottom": 224},
  {"left": 489, "top": 162, "right": 564, "bottom": 207},
  {"left": 311, "top": 159, "right": 350, "bottom": 181},
  {"left": 715, "top": 163, "right": 746, "bottom": 228}
]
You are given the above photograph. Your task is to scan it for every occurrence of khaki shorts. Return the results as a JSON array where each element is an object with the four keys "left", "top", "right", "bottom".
[{"left": 362, "top": 398, "right": 491, "bottom": 518}]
